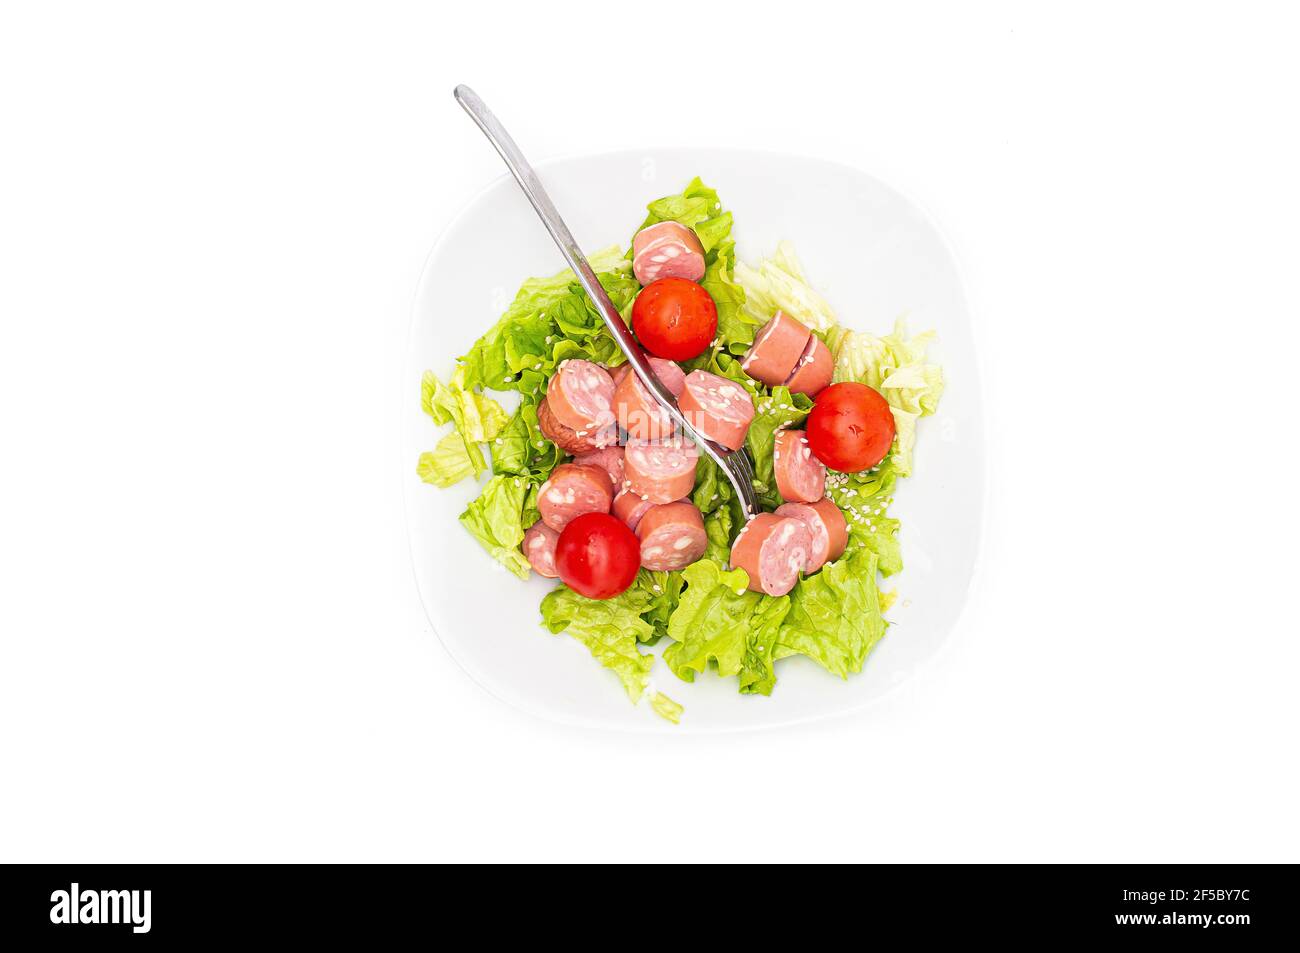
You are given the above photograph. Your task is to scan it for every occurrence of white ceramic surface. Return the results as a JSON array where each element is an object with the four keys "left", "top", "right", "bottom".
[{"left": 405, "top": 149, "right": 985, "bottom": 732}]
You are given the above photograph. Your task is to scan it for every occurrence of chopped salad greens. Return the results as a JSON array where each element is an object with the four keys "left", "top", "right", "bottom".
[{"left": 418, "top": 178, "right": 944, "bottom": 723}]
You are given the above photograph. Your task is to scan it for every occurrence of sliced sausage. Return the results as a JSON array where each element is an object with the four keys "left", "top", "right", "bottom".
[
  {"left": 774, "top": 498, "right": 847, "bottom": 573},
  {"left": 537, "top": 463, "right": 614, "bottom": 531},
  {"left": 741, "top": 311, "right": 812, "bottom": 386},
  {"left": 784, "top": 334, "right": 833, "bottom": 397},
  {"left": 612, "top": 489, "right": 656, "bottom": 532},
  {"left": 521, "top": 521, "right": 560, "bottom": 578},
  {"left": 613, "top": 356, "right": 686, "bottom": 441},
  {"left": 774, "top": 429, "right": 826, "bottom": 503},
  {"left": 537, "top": 397, "right": 601, "bottom": 454},
  {"left": 729, "top": 513, "right": 813, "bottom": 597},
  {"left": 545, "top": 359, "right": 616, "bottom": 444},
  {"left": 636, "top": 501, "right": 707, "bottom": 571},
  {"left": 631, "top": 221, "right": 706, "bottom": 285},
  {"left": 623, "top": 438, "right": 699, "bottom": 504},
  {"left": 677, "top": 370, "right": 755, "bottom": 451},
  {"left": 572, "top": 446, "right": 624, "bottom": 489}
]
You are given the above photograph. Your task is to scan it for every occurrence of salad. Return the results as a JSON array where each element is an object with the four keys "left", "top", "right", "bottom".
[{"left": 418, "top": 178, "right": 943, "bottom": 723}]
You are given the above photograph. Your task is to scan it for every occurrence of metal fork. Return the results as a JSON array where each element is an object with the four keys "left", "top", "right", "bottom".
[{"left": 454, "top": 85, "right": 759, "bottom": 520}]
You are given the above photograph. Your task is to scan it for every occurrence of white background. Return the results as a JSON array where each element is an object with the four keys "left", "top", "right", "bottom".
[{"left": 2, "top": 1, "right": 1296, "bottom": 862}]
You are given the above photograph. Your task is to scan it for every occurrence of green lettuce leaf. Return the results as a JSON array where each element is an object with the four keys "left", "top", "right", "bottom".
[
  {"left": 690, "top": 453, "right": 745, "bottom": 561},
  {"left": 888, "top": 407, "right": 920, "bottom": 478},
  {"left": 691, "top": 454, "right": 730, "bottom": 516},
  {"left": 701, "top": 497, "right": 736, "bottom": 564},
  {"left": 637, "top": 177, "right": 730, "bottom": 250},
  {"left": 746, "top": 385, "right": 813, "bottom": 507},
  {"left": 738, "top": 596, "right": 791, "bottom": 696},
  {"left": 650, "top": 692, "right": 684, "bottom": 724},
  {"left": 703, "top": 249, "right": 752, "bottom": 352},
  {"left": 774, "top": 548, "right": 888, "bottom": 678},
  {"left": 420, "top": 369, "right": 511, "bottom": 477},
  {"left": 539, "top": 584, "right": 656, "bottom": 702},
  {"left": 457, "top": 246, "right": 639, "bottom": 397},
  {"left": 416, "top": 432, "right": 476, "bottom": 488},
  {"left": 491, "top": 398, "right": 563, "bottom": 480},
  {"left": 458, "top": 475, "right": 532, "bottom": 580},
  {"left": 636, "top": 569, "right": 685, "bottom": 644},
  {"left": 521, "top": 482, "right": 541, "bottom": 531},
  {"left": 663, "top": 561, "right": 792, "bottom": 696},
  {"left": 734, "top": 240, "right": 838, "bottom": 332},
  {"left": 825, "top": 458, "right": 903, "bottom": 576}
]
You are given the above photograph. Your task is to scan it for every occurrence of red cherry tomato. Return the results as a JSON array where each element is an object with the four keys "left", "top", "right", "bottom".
[
  {"left": 554, "top": 512, "right": 641, "bottom": 600},
  {"left": 631, "top": 277, "right": 718, "bottom": 361},
  {"left": 806, "top": 382, "right": 896, "bottom": 473}
]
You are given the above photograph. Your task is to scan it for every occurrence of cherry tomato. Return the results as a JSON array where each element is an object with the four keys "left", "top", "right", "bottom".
[
  {"left": 805, "top": 382, "right": 896, "bottom": 473},
  {"left": 555, "top": 512, "right": 641, "bottom": 600},
  {"left": 631, "top": 277, "right": 718, "bottom": 361}
]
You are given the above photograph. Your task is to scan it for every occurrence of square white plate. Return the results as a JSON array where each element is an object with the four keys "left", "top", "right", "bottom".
[{"left": 405, "top": 148, "right": 985, "bottom": 732}]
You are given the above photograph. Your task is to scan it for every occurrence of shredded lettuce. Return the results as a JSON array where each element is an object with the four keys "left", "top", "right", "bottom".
[
  {"left": 416, "top": 432, "right": 476, "bottom": 488},
  {"left": 825, "top": 317, "right": 944, "bottom": 477},
  {"left": 420, "top": 370, "right": 511, "bottom": 477},
  {"left": 637, "top": 177, "right": 733, "bottom": 254},
  {"left": 539, "top": 583, "right": 656, "bottom": 702},
  {"left": 458, "top": 475, "right": 533, "bottom": 580},
  {"left": 491, "top": 398, "right": 563, "bottom": 481},
  {"left": 650, "top": 692, "right": 684, "bottom": 724},
  {"left": 702, "top": 499, "right": 737, "bottom": 564},
  {"left": 735, "top": 240, "right": 838, "bottom": 332},
  {"left": 691, "top": 455, "right": 744, "bottom": 561},
  {"left": 662, "top": 561, "right": 792, "bottom": 696},
  {"left": 774, "top": 548, "right": 888, "bottom": 678},
  {"left": 825, "top": 458, "right": 903, "bottom": 577},
  {"left": 457, "top": 246, "right": 640, "bottom": 397},
  {"left": 636, "top": 569, "right": 684, "bottom": 644}
]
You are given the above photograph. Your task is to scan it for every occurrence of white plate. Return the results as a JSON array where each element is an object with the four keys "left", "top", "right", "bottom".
[{"left": 405, "top": 148, "right": 985, "bottom": 732}]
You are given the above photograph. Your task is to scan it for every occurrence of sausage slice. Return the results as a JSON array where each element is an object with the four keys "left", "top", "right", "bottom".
[
  {"left": 783, "top": 334, "right": 833, "bottom": 398},
  {"left": 623, "top": 438, "right": 699, "bottom": 504},
  {"left": 612, "top": 489, "right": 656, "bottom": 532},
  {"left": 631, "top": 221, "right": 706, "bottom": 285},
  {"left": 773, "top": 429, "right": 826, "bottom": 503},
  {"left": 774, "top": 498, "right": 847, "bottom": 573},
  {"left": 521, "top": 521, "right": 560, "bottom": 578},
  {"left": 545, "top": 359, "right": 616, "bottom": 443},
  {"left": 677, "top": 370, "right": 755, "bottom": 451},
  {"left": 537, "top": 397, "right": 600, "bottom": 454},
  {"left": 741, "top": 311, "right": 812, "bottom": 386},
  {"left": 636, "top": 501, "right": 708, "bottom": 572},
  {"left": 613, "top": 356, "right": 686, "bottom": 441},
  {"left": 537, "top": 463, "right": 614, "bottom": 531},
  {"left": 572, "top": 446, "right": 624, "bottom": 489},
  {"left": 728, "top": 513, "right": 813, "bottom": 596}
]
